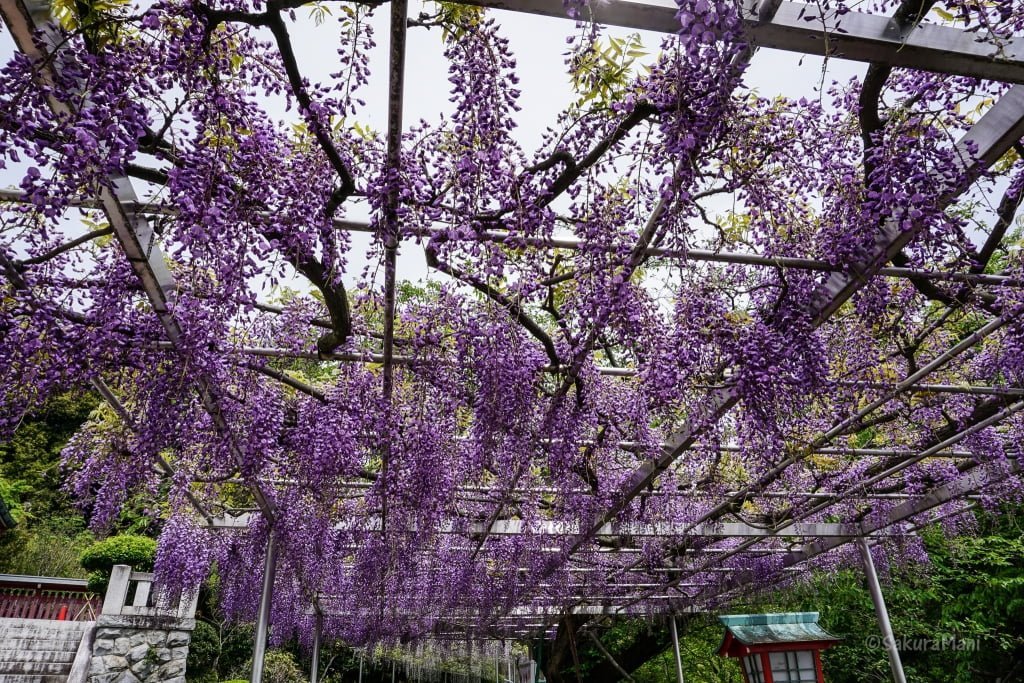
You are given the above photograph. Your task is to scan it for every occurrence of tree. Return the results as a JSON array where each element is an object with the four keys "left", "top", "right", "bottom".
[
  {"left": 542, "top": 616, "right": 676, "bottom": 683},
  {"left": 2, "top": 0, "right": 1024, "bottom": 653},
  {"left": 0, "top": 391, "right": 99, "bottom": 576},
  {"left": 0, "top": 391, "right": 97, "bottom": 530}
]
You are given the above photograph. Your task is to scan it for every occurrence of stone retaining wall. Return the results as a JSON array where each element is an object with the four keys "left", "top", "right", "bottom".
[
  {"left": 87, "top": 615, "right": 195, "bottom": 683},
  {"left": 86, "top": 565, "right": 198, "bottom": 683}
]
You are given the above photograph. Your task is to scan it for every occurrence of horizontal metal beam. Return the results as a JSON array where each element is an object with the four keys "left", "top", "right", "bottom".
[
  {"left": 317, "top": 605, "right": 701, "bottom": 618},
  {"left": 247, "top": 476, "right": 978, "bottom": 496},
  {"left": 188, "top": 344, "right": 1024, "bottom": 398},
  {"left": 799, "top": 460, "right": 1018, "bottom": 559},
  {"left": 10, "top": 189, "right": 1021, "bottom": 291},
  {"left": 479, "top": 519, "right": 891, "bottom": 538},
  {"left": 507, "top": 603, "right": 699, "bottom": 616},
  {"left": 457, "top": 0, "right": 1024, "bottom": 83},
  {"left": 208, "top": 513, "right": 902, "bottom": 539}
]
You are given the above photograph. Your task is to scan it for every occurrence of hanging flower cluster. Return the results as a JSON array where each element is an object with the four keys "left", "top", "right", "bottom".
[{"left": 1, "top": 0, "right": 1023, "bottom": 649}]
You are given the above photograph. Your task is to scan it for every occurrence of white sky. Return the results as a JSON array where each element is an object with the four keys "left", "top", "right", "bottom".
[
  {"left": 284, "top": 2, "right": 862, "bottom": 285},
  {"left": 0, "top": 2, "right": 864, "bottom": 291}
]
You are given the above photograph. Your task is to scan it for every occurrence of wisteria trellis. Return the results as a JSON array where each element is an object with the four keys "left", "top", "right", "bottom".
[{"left": 2, "top": 0, "right": 1024, "bottom": 650}]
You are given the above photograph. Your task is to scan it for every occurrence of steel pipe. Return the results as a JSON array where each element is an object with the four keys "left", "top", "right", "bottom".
[
  {"left": 669, "top": 616, "right": 686, "bottom": 683},
  {"left": 310, "top": 610, "right": 322, "bottom": 683},
  {"left": 251, "top": 533, "right": 278, "bottom": 683},
  {"left": 858, "top": 537, "right": 907, "bottom": 683}
]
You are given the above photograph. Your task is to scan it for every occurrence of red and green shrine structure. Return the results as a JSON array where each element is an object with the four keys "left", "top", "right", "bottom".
[{"left": 718, "top": 612, "right": 840, "bottom": 683}]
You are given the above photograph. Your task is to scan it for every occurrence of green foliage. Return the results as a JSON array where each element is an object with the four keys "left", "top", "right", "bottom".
[
  {"left": 263, "top": 649, "right": 306, "bottom": 683},
  {"left": 79, "top": 533, "right": 156, "bottom": 592},
  {"left": 569, "top": 34, "right": 647, "bottom": 111},
  {"left": 0, "top": 476, "right": 24, "bottom": 526},
  {"left": 50, "top": 0, "right": 133, "bottom": 48},
  {"left": 187, "top": 620, "right": 221, "bottom": 680},
  {"left": 985, "top": 224, "right": 1024, "bottom": 276},
  {"left": 181, "top": 567, "right": 262, "bottom": 682},
  {"left": 0, "top": 391, "right": 98, "bottom": 529},
  {"left": 425, "top": 0, "right": 485, "bottom": 41},
  {"left": 632, "top": 617, "right": 743, "bottom": 683},
  {"left": 234, "top": 649, "right": 305, "bottom": 683},
  {"left": 306, "top": 1, "right": 333, "bottom": 26},
  {"left": 218, "top": 623, "right": 257, "bottom": 676},
  {"left": 540, "top": 614, "right": 743, "bottom": 683},
  {"left": 0, "top": 391, "right": 100, "bottom": 577},
  {"left": 0, "top": 525, "right": 94, "bottom": 577},
  {"left": 80, "top": 533, "right": 157, "bottom": 571}
]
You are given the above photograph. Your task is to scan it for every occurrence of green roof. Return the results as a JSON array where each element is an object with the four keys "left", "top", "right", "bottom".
[{"left": 719, "top": 612, "right": 838, "bottom": 646}]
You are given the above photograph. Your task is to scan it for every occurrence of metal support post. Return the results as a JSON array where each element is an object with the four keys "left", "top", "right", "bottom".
[
  {"left": 251, "top": 532, "right": 279, "bottom": 683},
  {"left": 310, "top": 610, "right": 322, "bottom": 683},
  {"left": 858, "top": 537, "right": 907, "bottom": 683},
  {"left": 669, "top": 616, "right": 686, "bottom": 683}
]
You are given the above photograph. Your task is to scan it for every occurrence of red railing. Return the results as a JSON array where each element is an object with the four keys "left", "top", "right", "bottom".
[{"left": 0, "top": 574, "right": 100, "bottom": 622}]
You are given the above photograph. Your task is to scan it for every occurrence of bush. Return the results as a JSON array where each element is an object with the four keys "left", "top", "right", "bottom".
[
  {"left": 235, "top": 650, "right": 305, "bottom": 683},
  {"left": 217, "top": 623, "right": 255, "bottom": 676},
  {"left": 79, "top": 534, "right": 156, "bottom": 592},
  {"left": 264, "top": 650, "right": 306, "bottom": 683},
  {"left": 80, "top": 533, "right": 157, "bottom": 571},
  {"left": 187, "top": 620, "right": 220, "bottom": 680}
]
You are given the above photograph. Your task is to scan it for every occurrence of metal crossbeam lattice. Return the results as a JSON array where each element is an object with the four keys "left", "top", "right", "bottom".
[
  {"left": 474, "top": 82, "right": 1024, "bottom": 632},
  {"left": 206, "top": 514, "right": 909, "bottom": 539},
  {"left": 570, "top": 84, "right": 1024, "bottom": 552},
  {"left": 459, "top": 0, "right": 1024, "bottom": 83},
  {"left": 3, "top": 0, "right": 1024, "bottom": 646},
  {"left": 703, "top": 459, "right": 1021, "bottom": 604}
]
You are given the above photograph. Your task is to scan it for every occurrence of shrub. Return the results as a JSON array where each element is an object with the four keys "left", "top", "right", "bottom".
[
  {"left": 264, "top": 650, "right": 306, "bottom": 683},
  {"left": 187, "top": 620, "right": 220, "bottom": 680},
  {"left": 219, "top": 623, "right": 256, "bottom": 677},
  {"left": 234, "top": 650, "right": 305, "bottom": 683},
  {"left": 79, "top": 534, "right": 156, "bottom": 592}
]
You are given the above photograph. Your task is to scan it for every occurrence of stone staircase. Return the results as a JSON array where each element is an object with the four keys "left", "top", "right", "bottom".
[
  {"left": 0, "top": 618, "right": 93, "bottom": 683},
  {"left": 0, "top": 567, "right": 195, "bottom": 683}
]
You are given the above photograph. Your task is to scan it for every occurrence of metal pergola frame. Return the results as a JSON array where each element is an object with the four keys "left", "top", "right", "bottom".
[{"left": 3, "top": 0, "right": 1024, "bottom": 678}]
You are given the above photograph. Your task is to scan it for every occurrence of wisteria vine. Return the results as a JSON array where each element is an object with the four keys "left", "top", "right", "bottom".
[{"left": 2, "top": 0, "right": 1024, "bottom": 650}]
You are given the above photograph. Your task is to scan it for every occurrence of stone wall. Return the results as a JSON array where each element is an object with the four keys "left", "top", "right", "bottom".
[{"left": 87, "top": 615, "right": 195, "bottom": 683}]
